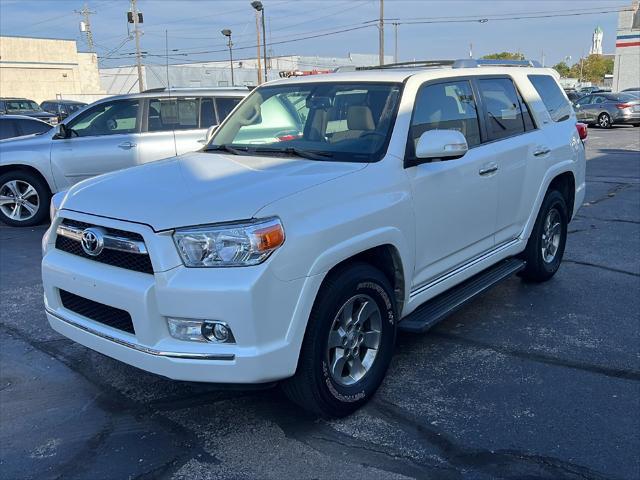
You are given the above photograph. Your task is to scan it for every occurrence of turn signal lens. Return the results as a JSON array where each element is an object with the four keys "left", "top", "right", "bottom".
[{"left": 254, "top": 223, "right": 285, "bottom": 252}]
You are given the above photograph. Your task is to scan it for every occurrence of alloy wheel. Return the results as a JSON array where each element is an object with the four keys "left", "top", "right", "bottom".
[
  {"left": 0, "top": 180, "right": 40, "bottom": 222},
  {"left": 541, "top": 208, "right": 562, "bottom": 263},
  {"left": 598, "top": 114, "right": 611, "bottom": 128},
  {"left": 326, "top": 294, "right": 382, "bottom": 387}
]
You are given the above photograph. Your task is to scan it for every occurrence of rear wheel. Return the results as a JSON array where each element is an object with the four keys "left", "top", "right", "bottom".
[
  {"left": 519, "top": 190, "right": 568, "bottom": 282},
  {"left": 282, "top": 262, "right": 397, "bottom": 417},
  {"left": 597, "top": 112, "right": 612, "bottom": 129},
  {"left": 0, "top": 171, "right": 50, "bottom": 227}
]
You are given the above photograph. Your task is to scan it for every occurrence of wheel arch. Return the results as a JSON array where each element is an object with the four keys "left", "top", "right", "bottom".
[{"left": 0, "top": 164, "right": 54, "bottom": 196}]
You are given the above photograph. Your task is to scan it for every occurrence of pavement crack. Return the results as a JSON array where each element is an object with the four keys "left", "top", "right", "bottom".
[
  {"left": 581, "top": 183, "right": 632, "bottom": 206},
  {"left": 372, "top": 400, "right": 617, "bottom": 480},
  {"left": 431, "top": 331, "right": 640, "bottom": 381},
  {"left": 574, "top": 215, "right": 640, "bottom": 225},
  {"left": 563, "top": 259, "right": 639, "bottom": 278}
]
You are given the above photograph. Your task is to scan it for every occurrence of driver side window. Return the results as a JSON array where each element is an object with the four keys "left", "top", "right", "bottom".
[{"left": 67, "top": 99, "right": 139, "bottom": 137}]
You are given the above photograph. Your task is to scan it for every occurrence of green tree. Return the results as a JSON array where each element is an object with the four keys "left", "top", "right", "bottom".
[
  {"left": 482, "top": 52, "right": 525, "bottom": 60},
  {"left": 568, "top": 55, "right": 614, "bottom": 84},
  {"left": 552, "top": 61, "right": 571, "bottom": 78}
]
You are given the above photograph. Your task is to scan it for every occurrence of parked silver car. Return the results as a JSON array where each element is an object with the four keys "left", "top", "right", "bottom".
[
  {"left": 0, "top": 87, "right": 249, "bottom": 226},
  {"left": 574, "top": 92, "right": 640, "bottom": 128}
]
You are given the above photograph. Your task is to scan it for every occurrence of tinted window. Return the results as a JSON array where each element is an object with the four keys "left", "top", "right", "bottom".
[
  {"left": 478, "top": 78, "right": 525, "bottom": 140},
  {"left": 409, "top": 80, "right": 481, "bottom": 152},
  {"left": 0, "top": 120, "right": 18, "bottom": 140},
  {"left": 148, "top": 97, "right": 199, "bottom": 132},
  {"left": 517, "top": 90, "right": 536, "bottom": 131},
  {"left": 215, "top": 97, "right": 242, "bottom": 123},
  {"left": 528, "top": 74, "right": 572, "bottom": 122},
  {"left": 67, "top": 99, "right": 139, "bottom": 137},
  {"left": 17, "top": 119, "right": 51, "bottom": 135},
  {"left": 200, "top": 98, "right": 215, "bottom": 128}
]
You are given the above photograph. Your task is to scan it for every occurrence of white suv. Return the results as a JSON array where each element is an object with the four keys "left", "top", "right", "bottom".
[{"left": 42, "top": 60, "right": 586, "bottom": 417}]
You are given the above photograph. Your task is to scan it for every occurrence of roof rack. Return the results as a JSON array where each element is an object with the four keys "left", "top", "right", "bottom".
[
  {"left": 341, "top": 58, "right": 542, "bottom": 72},
  {"left": 142, "top": 86, "right": 251, "bottom": 93}
]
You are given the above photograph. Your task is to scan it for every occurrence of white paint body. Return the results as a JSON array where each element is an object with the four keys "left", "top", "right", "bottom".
[{"left": 42, "top": 67, "right": 586, "bottom": 383}]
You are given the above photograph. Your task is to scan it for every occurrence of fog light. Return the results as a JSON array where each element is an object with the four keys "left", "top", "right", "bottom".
[
  {"left": 202, "top": 322, "right": 234, "bottom": 343},
  {"left": 167, "top": 318, "right": 235, "bottom": 343}
]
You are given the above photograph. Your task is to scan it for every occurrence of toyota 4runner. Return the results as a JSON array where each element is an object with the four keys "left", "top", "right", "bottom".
[{"left": 42, "top": 59, "right": 586, "bottom": 417}]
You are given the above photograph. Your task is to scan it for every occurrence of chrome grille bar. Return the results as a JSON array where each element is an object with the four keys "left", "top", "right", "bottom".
[{"left": 56, "top": 223, "right": 148, "bottom": 255}]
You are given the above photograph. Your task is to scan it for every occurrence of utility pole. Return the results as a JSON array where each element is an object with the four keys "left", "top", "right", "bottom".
[
  {"left": 254, "top": 10, "right": 263, "bottom": 84},
  {"left": 130, "top": 0, "right": 145, "bottom": 92},
  {"left": 75, "top": 3, "right": 96, "bottom": 53},
  {"left": 378, "top": 0, "right": 384, "bottom": 65},
  {"left": 392, "top": 22, "right": 398, "bottom": 63}
]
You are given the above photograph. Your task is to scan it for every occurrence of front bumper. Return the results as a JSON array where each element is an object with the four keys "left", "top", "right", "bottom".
[{"left": 42, "top": 212, "right": 321, "bottom": 384}]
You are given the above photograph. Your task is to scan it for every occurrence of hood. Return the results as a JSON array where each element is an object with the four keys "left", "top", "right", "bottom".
[
  {"left": 61, "top": 151, "right": 366, "bottom": 231},
  {"left": 16, "top": 110, "right": 55, "bottom": 119}
]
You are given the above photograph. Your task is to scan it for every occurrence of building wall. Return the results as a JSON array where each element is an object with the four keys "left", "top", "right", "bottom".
[
  {"left": 612, "top": 1, "right": 640, "bottom": 91},
  {"left": 0, "top": 36, "right": 105, "bottom": 103},
  {"left": 100, "top": 53, "right": 394, "bottom": 95}
]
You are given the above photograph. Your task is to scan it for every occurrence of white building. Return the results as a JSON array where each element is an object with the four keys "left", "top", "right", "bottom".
[
  {"left": 100, "top": 53, "right": 393, "bottom": 94},
  {"left": 612, "top": 0, "right": 640, "bottom": 91}
]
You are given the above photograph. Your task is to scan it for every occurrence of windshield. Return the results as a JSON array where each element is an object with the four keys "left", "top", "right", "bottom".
[
  {"left": 208, "top": 82, "right": 402, "bottom": 162},
  {"left": 5, "top": 100, "right": 41, "bottom": 112}
]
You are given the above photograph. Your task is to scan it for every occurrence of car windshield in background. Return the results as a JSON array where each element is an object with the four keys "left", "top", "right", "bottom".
[
  {"left": 619, "top": 93, "right": 640, "bottom": 101},
  {"left": 6, "top": 100, "right": 40, "bottom": 111},
  {"left": 208, "top": 82, "right": 402, "bottom": 162},
  {"left": 66, "top": 103, "right": 85, "bottom": 113}
]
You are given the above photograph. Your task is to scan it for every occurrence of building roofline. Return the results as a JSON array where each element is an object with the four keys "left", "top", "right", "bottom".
[{"left": 0, "top": 34, "right": 77, "bottom": 42}]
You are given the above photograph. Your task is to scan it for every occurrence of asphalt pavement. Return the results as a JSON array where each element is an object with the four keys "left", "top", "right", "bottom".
[{"left": 1, "top": 126, "right": 639, "bottom": 480}]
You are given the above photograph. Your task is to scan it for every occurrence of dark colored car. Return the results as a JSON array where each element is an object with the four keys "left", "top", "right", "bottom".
[
  {"left": 566, "top": 91, "right": 584, "bottom": 104},
  {"left": 40, "top": 99, "right": 87, "bottom": 122},
  {"left": 622, "top": 87, "right": 640, "bottom": 92},
  {"left": 0, "top": 98, "right": 58, "bottom": 125},
  {"left": 574, "top": 93, "right": 640, "bottom": 128},
  {"left": 0, "top": 115, "right": 52, "bottom": 140}
]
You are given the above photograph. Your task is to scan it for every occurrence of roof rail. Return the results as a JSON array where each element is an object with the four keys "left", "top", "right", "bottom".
[
  {"left": 453, "top": 59, "right": 542, "bottom": 68},
  {"left": 142, "top": 86, "right": 251, "bottom": 93},
  {"left": 355, "top": 60, "right": 455, "bottom": 71}
]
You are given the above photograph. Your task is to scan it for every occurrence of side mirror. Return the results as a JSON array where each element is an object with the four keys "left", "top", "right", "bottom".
[
  {"left": 206, "top": 125, "right": 218, "bottom": 142},
  {"left": 52, "top": 123, "right": 70, "bottom": 139},
  {"left": 409, "top": 130, "right": 468, "bottom": 166}
]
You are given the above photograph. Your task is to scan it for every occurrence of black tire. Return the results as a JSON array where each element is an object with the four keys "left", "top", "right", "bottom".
[
  {"left": 597, "top": 112, "right": 612, "bottom": 129},
  {"left": 282, "top": 262, "right": 397, "bottom": 417},
  {"left": 519, "top": 190, "right": 568, "bottom": 282},
  {"left": 0, "top": 170, "right": 51, "bottom": 227}
]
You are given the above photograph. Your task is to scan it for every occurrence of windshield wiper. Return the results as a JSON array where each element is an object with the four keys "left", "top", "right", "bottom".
[
  {"left": 206, "top": 144, "right": 247, "bottom": 155},
  {"left": 254, "top": 147, "right": 334, "bottom": 161}
]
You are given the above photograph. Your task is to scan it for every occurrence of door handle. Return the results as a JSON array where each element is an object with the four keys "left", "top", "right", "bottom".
[
  {"left": 118, "top": 141, "right": 137, "bottom": 149},
  {"left": 479, "top": 164, "right": 498, "bottom": 176},
  {"left": 533, "top": 147, "right": 551, "bottom": 157}
]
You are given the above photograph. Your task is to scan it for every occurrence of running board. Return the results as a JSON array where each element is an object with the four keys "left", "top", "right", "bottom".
[{"left": 399, "top": 258, "right": 526, "bottom": 333}]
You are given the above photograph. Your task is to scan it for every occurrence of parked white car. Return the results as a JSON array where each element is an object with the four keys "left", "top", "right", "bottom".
[
  {"left": 0, "top": 88, "right": 248, "bottom": 226},
  {"left": 42, "top": 60, "right": 586, "bottom": 417}
]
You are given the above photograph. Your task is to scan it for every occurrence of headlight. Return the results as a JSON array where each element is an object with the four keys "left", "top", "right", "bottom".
[
  {"left": 50, "top": 191, "right": 66, "bottom": 221},
  {"left": 173, "top": 217, "right": 285, "bottom": 267}
]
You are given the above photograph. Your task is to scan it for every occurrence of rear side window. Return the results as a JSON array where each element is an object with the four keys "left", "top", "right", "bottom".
[
  {"left": 477, "top": 78, "right": 526, "bottom": 141},
  {"left": 528, "top": 74, "right": 572, "bottom": 122},
  {"left": 409, "top": 80, "right": 481, "bottom": 153},
  {"left": 148, "top": 97, "right": 199, "bottom": 132},
  {"left": 200, "top": 98, "right": 215, "bottom": 128},
  {"left": 0, "top": 120, "right": 18, "bottom": 140},
  {"left": 17, "top": 119, "right": 50, "bottom": 135},
  {"left": 215, "top": 97, "right": 242, "bottom": 123}
]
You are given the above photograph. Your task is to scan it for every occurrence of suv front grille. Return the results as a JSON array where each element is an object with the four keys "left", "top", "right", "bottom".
[
  {"left": 55, "top": 219, "right": 154, "bottom": 274},
  {"left": 59, "top": 289, "right": 135, "bottom": 334}
]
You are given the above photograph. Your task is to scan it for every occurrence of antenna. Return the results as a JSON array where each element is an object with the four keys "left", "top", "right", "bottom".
[{"left": 75, "top": 2, "right": 96, "bottom": 53}]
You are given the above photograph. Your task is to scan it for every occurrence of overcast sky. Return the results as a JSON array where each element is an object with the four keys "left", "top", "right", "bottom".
[{"left": 0, "top": 0, "right": 627, "bottom": 68}]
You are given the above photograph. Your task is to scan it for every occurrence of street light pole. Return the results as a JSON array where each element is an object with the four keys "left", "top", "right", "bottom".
[
  {"left": 378, "top": 0, "right": 384, "bottom": 65},
  {"left": 251, "top": 1, "right": 268, "bottom": 82},
  {"left": 222, "top": 29, "right": 234, "bottom": 86}
]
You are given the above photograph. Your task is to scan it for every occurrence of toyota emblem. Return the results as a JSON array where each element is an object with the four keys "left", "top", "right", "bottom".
[{"left": 81, "top": 228, "right": 105, "bottom": 256}]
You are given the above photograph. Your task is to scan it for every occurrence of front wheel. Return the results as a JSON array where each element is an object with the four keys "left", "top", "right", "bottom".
[
  {"left": 519, "top": 190, "right": 568, "bottom": 282},
  {"left": 282, "top": 263, "right": 397, "bottom": 417},
  {"left": 0, "top": 171, "right": 51, "bottom": 227},
  {"left": 597, "top": 113, "right": 612, "bottom": 129}
]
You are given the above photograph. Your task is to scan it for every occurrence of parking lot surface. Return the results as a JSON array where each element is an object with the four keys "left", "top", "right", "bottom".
[{"left": 1, "top": 126, "right": 639, "bottom": 480}]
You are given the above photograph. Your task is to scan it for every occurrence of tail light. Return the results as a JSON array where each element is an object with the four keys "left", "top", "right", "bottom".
[
  {"left": 616, "top": 103, "right": 632, "bottom": 109},
  {"left": 277, "top": 134, "right": 301, "bottom": 142},
  {"left": 576, "top": 122, "right": 588, "bottom": 140}
]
